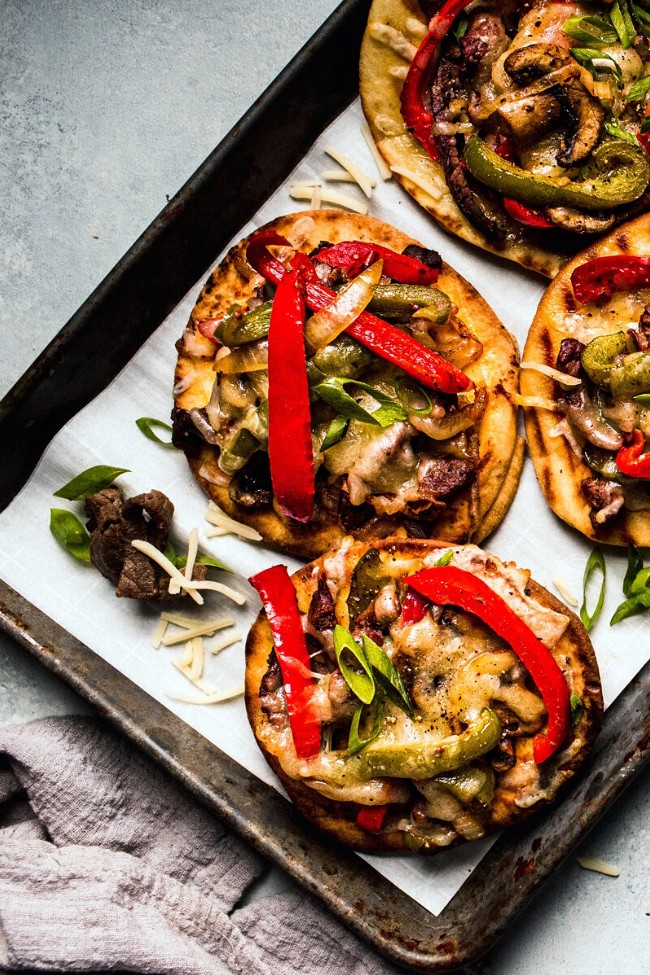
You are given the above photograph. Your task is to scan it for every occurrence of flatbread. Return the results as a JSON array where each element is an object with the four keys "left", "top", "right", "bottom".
[
  {"left": 522, "top": 213, "right": 650, "bottom": 546},
  {"left": 173, "top": 210, "right": 521, "bottom": 560},
  {"left": 359, "top": 0, "right": 650, "bottom": 278},
  {"left": 245, "top": 537, "right": 603, "bottom": 854}
]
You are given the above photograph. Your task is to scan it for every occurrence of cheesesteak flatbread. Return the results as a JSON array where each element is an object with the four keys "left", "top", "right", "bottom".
[
  {"left": 173, "top": 211, "right": 521, "bottom": 560},
  {"left": 522, "top": 213, "right": 650, "bottom": 545},
  {"left": 246, "top": 538, "right": 603, "bottom": 853},
  {"left": 360, "top": 0, "right": 650, "bottom": 278}
]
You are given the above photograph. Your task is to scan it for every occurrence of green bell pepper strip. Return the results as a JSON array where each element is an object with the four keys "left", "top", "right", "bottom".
[
  {"left": 404, "top": 566, "right": 571, "bottom": 764},
  {"left": 580, "top": 332, "right": 628, "bottom": 386},
  {"left": 249, "top": 565, "right": 322, "bottom": 760},
  {"left": 214, "top": 301, "right": 273, "bottom": 346},
  {"left": 464, "top": 136, "right": 650, "bottom": 211},
  {"left": 571, "top": 256, "right": 650, "bottom": 303},
  {"left": 369, "top": 284, "right": 451, "bottom": 323},
  {"left": 246, "top": 231, "right": 472, "bottom": 394},
  {"left": 343, "top": 707, "right": 501, "bottom": 781},
  {"left": 609, "top": 351, "right": 650, "bottom": 399}
]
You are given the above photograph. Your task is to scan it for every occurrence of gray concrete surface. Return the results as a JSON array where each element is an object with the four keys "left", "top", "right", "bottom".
[{"left": 1, "top": 2, "right": 648, "bottom": 972}]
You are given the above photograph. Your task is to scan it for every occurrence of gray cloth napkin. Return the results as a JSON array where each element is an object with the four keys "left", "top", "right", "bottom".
[{"left": 0, "top": 715, "right": 415, "bottom": 975}]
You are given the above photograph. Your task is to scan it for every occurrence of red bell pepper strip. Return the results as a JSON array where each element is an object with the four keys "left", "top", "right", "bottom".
[
  {"left": 571, "top": 256, "right": 650, "bottom": 303},
  {"left": 404, "top": 566, "right": 571, "bottom": 764},
  {"left": 400, "top": 588, "right": 429, "bottom": 625},
  {"left": 356, "top": 804, "right": 388, "bottom": 833},
  {"left": 249, "top": 565, "right": 322, "bottom": 759},
  {"left": 401, "top": 0, "right": 475, "bottom": 163},
  {"left": 267, "top": 263, "right": 315, "bottom": 522},
  {"left": 314, "top": 240, "right": 439, "bottom": 284},
  {"left": 502, "top": 196, "right": 555, "bottom": 229},
  {"left": 616, "top": 429, "right": 650, "bottom": 478},
  {"left": 246, "top": 231, "right": 472, "bottom": 394}
]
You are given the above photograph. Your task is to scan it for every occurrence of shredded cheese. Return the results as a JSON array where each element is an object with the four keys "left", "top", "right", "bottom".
[
  {"left": 204, "top": 502, "right": 263, "bottom": 541},
  {"left": 150, "top": 617, "right": 169, "bottom": 649},
  {"left": 576, "top": 857, "right": 620, "bottom": 877},
  {"left": 321, "top": 168, "right": 364, "bottom": 183},
  {"left": 323, "top": 144, "right": 375, "bottom": 198},
  {"left": 131, "top": 538, "right": 244, "bottom": 605},
  {"left": 161, "top": 617, "right": 236, "bottom": 646},
  {"left": 514, "top": 393, "right": 560, "bottom": 412},
  {"left": 167, "top": 682, "right": 245, "bottom": 705},
  {"left": 310, "top": 183, "right": 322, "bottom": 210},
  {"left": 169, "top": 526, "right": 199, "bottom": 595},
  {"left": 210, "top": 631, "right": 242, "bottom": 655},
  {"left": 131, "top": 540, "right": 204, "bottom": 604},
  {"left": 552, "top": 575, "right": 579, "bottom": 608},
  {"left": 389, "top": 164, "right": 445, "bottom": 201},
  {"left": 520, "top": 361, "right": 582, "bottom": 387},
  {"left": 360, "top": 121, "right": 392, "bottom": 180},
  {"left": 204, "top": 526, "right": 232, "bottom": 538},
  {"left": 289, "top": 183, "right": 369, "bottom": 215}
]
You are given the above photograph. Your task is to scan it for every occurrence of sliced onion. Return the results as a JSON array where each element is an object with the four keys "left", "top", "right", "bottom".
[
  {"left": 215, "top": 341, "right": 268, "bottom": 374},
  {"left": 304, "top": 260, "right": 383, "bottom": 353},
  {"left": 410, "top": 388, "right": 487, "bottom": 440}
]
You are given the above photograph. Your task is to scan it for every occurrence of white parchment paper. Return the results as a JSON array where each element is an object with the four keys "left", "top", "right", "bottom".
[{"left": 0, "top": 99, "right": 648, "bottom": 915}]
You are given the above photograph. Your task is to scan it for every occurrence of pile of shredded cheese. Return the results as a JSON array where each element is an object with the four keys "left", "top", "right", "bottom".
[{"left": 132, "top": 521, "right": 248, "bottom": 705}]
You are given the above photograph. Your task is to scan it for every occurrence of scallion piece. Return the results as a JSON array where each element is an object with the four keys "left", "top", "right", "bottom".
[
  {"left": 361, "top": 634, "right": 413, "bottom": 718},
  {"left": 611, "top": 0, "right": 636, "bottom": 47},
  {"left": 49, "top": 509, "right": 91, "bottom": 562},
  {"left": 347, "top": 700, "right": 385, "bottom": 755},
  {"left": 53, "top": 465, "right": 130, "bottom": 500},
  {"left": 321, "top": 415, "right": 348, "bottom": 451},
  {"left": 333, "top": 625, "right": 375, "bottom": 704},
  {"left": 580, "top": 547, "right": 606, "bottom": 630},
  {"left": 136, "top": 417, "right": 176, "bottom": 448},
  {"left": 314, "top": 378, "right": 407, "bottom": 428}
]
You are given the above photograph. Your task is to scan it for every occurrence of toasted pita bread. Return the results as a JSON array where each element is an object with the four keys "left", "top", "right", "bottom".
[
  {"left": 245, "top": 537, "right": 603, "bottom": 854},
  {"left": 522, "top": 214, "right": 650, "bottom": 546},
  {"left": 173, "top": 210, "right": 521, "bottom": 559},
  {"left": 359, "top": 0, "right": 650, "bottom": 279}
]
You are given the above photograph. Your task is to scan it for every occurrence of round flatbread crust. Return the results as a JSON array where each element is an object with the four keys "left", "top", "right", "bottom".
[
  {"left": 245, "top": 538, "right": 603, "bottom": 854},
  {"left": 174, "top": 210, "right": 520, "bottom": 559},
  {"left": 359, "top": 0, "right": 579, "bottom": 279},
  {"left": 522, "top": 213, "right": 650, "bottom": 546}
]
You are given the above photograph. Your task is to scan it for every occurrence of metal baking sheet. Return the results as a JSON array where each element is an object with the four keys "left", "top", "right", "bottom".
[{"left": 1, "top": 1, "right": 649, "bottom": 970}]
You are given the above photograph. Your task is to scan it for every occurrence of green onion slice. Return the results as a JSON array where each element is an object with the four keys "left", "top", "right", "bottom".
[
  {"left": 49, "top": 509, "right": 91, "bottom": 562},
  {"left": 53, "top": 465, "right": 130, "bottom": 500},
  {"left": 361, "top": 635, "right": 413, "bottom": 718},
  {"left": 626, "top": 74, "right": 650, "bottom": 102},
  {"left": 333, "top": 625, "right": 375, "bottom": 704},
  {"left": 136, "top": 417, "right": 176, "bottom": 448},
  {"left": 610, "top": 589, "right": 650, "bottom": 624},
  {"left": 623, "top": 544, "right": 644, "bottom": 597},
  {"left": 163, "top": 541, "right": 231, "bottom": 573},
  {"left": 314, "top": 378, "right": 407, "bottom": 428},
  {"left": 604, "top": 119, "right": 639, "bottom": 145},
  {"left": 435, "top": 550, "right": 453, "bottom": 567},
  {"left": 580, "top": 547, "right": 606, "bottom": 631},
  {"left": 570, "top": 691, "right": 584, "bottom": 725},
  {"left": 563, "top": 15, "right": 618, "bottom": 46},
  {"left": 347, "top": 700, "right": 385, "bottom": 755},
  {"left": 321, "top": 415, "right": 348, "bottom": 451},
  {"left": 611, "top": 0, "right": 636, "bottom": 47},
  {"left": 394, "top": 376, "right": 432, "bottom": 417},
  {"left": 633, "top": 392, "right": 650, "bottom": 406}
]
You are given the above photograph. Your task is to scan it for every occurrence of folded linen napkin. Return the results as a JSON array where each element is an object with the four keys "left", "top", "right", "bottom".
[{"left": 0, "top": 715, "right": 453, "bottom": 975}]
